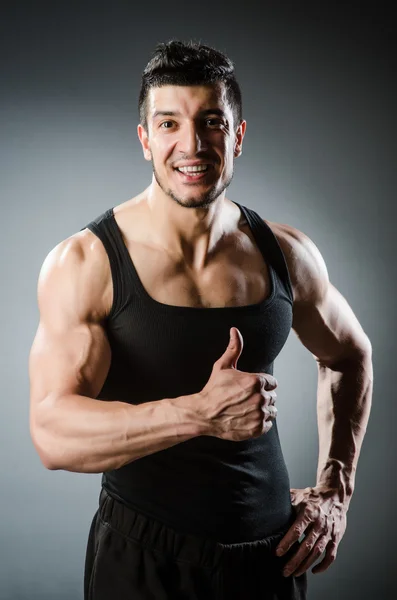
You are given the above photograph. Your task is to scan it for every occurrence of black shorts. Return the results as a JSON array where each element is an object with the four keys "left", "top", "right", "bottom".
[{"left": 84, "top": 487, "right": 307, "bottom": 600}]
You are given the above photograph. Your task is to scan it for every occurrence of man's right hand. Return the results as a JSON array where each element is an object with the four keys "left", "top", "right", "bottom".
[{"left": 197, "top": 327, "right": 278, "bottom": 441}]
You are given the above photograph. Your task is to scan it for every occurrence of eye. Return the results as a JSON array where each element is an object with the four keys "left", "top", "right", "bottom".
[
  {"left": 206, "top": 118, "right": 224, "bottom": 127},
  {"left": 159, "top": 120, "right": 174, "bottom": 129}
]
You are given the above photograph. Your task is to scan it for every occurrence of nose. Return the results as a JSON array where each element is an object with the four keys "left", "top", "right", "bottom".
[{"left": 180, "top": 122, "right": 208, "bottom": 155}]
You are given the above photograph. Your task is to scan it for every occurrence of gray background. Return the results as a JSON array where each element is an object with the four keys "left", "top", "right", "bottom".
[{"left": 1, "top": 1, "right": 395, "bottom": 598}]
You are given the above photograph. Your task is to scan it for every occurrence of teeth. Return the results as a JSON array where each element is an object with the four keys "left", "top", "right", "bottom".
[{"left": 177, "top": 165, "right": 209, "bottom": 173}]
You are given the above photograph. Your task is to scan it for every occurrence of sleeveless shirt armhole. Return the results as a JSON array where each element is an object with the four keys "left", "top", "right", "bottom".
[
  {"left": 261, "top": 220, "right": 294, "bottom": 305},
  {"left": 239, "top": 203, "right": 294, "bottom": 306},
  {"left": 82, "top": 221, "right": 122, "bottom": 322}
]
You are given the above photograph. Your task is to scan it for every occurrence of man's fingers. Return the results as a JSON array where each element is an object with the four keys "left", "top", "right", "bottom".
[
  {"left": 258, "top": 374, "right": 278, "bottom": 391},
  {"left": 284, "top": 532, "right": 328, "bottom": 577},
  {"left": 262, "top": 420, "right": 273, "bottom": 434},
  {"left": 311, "top": 540, "right": 338, "bottom": 574},
  {"left": 262, "top": 404, "right": 278, "bottom": 420},
  {"left": 293, "top": 537, "right": 329, "bottom": 577},
  {"left": 275, "top": 510, "right": 308, "bottom": 556},
  {"left": 263, "top": 391, "right": 277, "bottom": 406}
]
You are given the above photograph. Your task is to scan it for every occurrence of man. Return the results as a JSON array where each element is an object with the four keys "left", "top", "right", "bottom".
[{"left": 29, "top": 40, "right": 373, "bottom": 600}]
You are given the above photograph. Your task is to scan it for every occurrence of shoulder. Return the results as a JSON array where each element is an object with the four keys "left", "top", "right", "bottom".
[
  {"left": 263, "top": 218, "right": 330, "bottom": 305},
  {"left": 43, "top": 228, "right": 110, "bottom": 278},
  {"left": 39, "top": 228, "right": 113, "bottom": 322}
]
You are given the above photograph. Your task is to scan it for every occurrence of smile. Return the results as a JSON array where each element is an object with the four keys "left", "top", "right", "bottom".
[{"left": 174, "top": 165, "right": 212, "bottom": 181}]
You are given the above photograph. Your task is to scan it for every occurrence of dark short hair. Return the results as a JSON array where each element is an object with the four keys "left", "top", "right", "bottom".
[{"left": 138, "top": 40, "right": 243, "bottom": 132}]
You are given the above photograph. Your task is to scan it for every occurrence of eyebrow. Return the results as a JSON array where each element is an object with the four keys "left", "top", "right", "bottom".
[{"left": 152, "top": 108, "right": 227, "bottom": 120}]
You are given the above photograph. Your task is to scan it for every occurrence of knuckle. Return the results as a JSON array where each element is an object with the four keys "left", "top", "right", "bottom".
[
  {"left": 265, "top": 392, "right": 277, "bottom": 407},
  {"left": 317, "top": 544, "right": 326, "bottom": 555},
  {"left": 314, "top": 541, "right": 325, "bottom": 555},
  {"left": 305, "top": 508, "right": 317, "bottom": 521},
  {"left": 262, "top": 420, "right": 273, "bottom": 434},
  {"left": 266, "top": 375, "right": 278, "bottom": 390}
]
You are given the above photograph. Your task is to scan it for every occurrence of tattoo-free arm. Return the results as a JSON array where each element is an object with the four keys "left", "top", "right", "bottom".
[
  {"left": 293, "top": 284, "right": 373, "bottom": 508},
  {"left": 276, "top": 224, "right": 373, "bottom": 508}
]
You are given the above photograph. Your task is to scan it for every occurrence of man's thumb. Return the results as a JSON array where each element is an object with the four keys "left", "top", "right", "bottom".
[{"left": 217, "top": 327, "right": 243, "bottom": 370}]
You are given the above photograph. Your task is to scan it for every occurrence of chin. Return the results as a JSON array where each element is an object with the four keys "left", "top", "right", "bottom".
[{"left": 169, "top": 184, "right": 223, "bottom": 208}]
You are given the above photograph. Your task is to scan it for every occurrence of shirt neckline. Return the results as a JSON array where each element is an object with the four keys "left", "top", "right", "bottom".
[{"left": 107, "top": 200, "right": 278, "bottom": 314}]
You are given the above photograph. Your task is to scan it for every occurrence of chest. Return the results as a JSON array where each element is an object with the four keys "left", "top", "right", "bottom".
[{"left": 121, "top": 229, "right": 273, "bottom": 309}]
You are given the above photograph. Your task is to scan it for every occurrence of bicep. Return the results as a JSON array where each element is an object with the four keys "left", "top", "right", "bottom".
[
  {"left": 277, "top": 224, "right": 372, "bottom": 367},
  {"left": 292, "top": 281, "right": 371, "bottom": 369},
  {"left": 29, "top": 238, "right": 112, "bottom": 430},
  {"left": 29, "top": 320, "right": 111, "bottom": 410}
]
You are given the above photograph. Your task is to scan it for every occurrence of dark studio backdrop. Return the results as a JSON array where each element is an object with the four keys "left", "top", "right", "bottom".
[{"left": 1, "top": 1, "right": 395, "bottom": 598}]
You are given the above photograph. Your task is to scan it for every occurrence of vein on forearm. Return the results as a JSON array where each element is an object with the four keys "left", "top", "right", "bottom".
[{"left": 316, "top": 352, "right": 373, "bottom": 506}]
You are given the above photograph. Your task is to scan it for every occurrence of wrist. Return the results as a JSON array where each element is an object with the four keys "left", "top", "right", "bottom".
[
  {"left": 167, "top": 393, "right": 210, "bottom": 438},
  {"left": 316, "top": 459, "right": 355, "bottom": 508}
]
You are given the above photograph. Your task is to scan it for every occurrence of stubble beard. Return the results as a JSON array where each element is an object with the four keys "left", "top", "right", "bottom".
[{"left": 152, "top": 161, "right": 234, "bottom": 210}]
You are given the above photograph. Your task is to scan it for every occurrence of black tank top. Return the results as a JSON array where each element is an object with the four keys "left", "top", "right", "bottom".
[{"left": 81, "top": 201, "right": 295, "bottom": 543}]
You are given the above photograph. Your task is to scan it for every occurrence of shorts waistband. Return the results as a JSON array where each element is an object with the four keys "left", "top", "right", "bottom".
[{"left": 98, "top": 487, "right": 293, "bottom": 570}]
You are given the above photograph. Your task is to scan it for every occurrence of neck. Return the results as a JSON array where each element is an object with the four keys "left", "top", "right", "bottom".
[{"left": 144, "top": 180, "right": 232, "bottom": 270}]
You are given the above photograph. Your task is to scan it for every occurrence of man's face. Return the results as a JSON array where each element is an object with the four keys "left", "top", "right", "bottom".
[{"left": 137, "top": 83, "right": 246, "bottom": 209}]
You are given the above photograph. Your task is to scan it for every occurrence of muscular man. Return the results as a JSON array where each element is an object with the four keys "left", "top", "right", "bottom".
[{"left": 29, "top": 40, "right": 373, "bottom": 600}]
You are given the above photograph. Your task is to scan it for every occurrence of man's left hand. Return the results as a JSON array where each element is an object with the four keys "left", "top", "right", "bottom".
[{"left": 275, "top": 485, "right": 348, "bottom": 577}]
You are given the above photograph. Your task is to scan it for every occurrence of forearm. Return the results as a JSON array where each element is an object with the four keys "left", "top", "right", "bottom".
[
  {"left": 32, "top": 393, "right": 205, "bottom": 473},
  {"left": 315, "top": 350, "right": 373, "bottom": 508}
]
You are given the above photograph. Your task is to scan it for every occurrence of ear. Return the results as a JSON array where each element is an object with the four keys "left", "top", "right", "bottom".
[
  {"left": 234, "top": 119, "right": 247, "bottom": 158},
  {"left": 137, "top": 124, "right": 152, "bottom": 161}
]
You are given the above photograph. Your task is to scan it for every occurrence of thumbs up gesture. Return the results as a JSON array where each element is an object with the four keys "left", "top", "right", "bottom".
[{"left": 197, "top": 327, "right": 278, "bottom": 441}]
